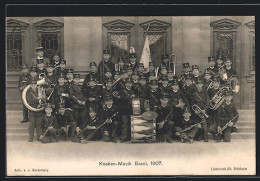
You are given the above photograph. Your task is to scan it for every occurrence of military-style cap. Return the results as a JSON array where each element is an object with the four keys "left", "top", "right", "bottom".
[
  {"left": 36, "top": 59, "right": 44, "bottom": 64},
  {"left": 217, "top": 54, "right": 223, "bottom": 60},
  {"left": 88, "top": 76, "right": 96, "bottom": 82},
  {"left": 103, "top": 49, "right": 110, "bottom": 54},
  {"left": 161, "top": 65, "right": 167, "bottom": 70},
  {"left": 45, "top": 103, "right": 53, "bottom": 109},
  {"left": 53, "top": 51, "right": 60, "bottom": 57},
  {"left": 138, "top": 63, "right": 144, "bottom": 67},
  {"left": 161, "top": 54, "right": 169, "bottom": 60},
  {"left": 224, "top": 57, "right": 232, "bottom": 62},
  {"left": 117, "top": 57, "right": 125, "bottom": 62},
  {"left": 161, "top": 76, "right": 169, "bottom": 81},
  {"left": 58, "top": 103, "right": 66, "bottom": 109},
  {"left": 160, "top": 92, "right": 169, "bottom": 99},
  {"left": 204, "top": 69, "right": 212, "bottom": 75},
  {"left": 36, "top": 47, "right": 44, "bottom": 52},
  {"left": 150, "top": 79, "right": 158, "bottom": 85},
  {"left": 125, "top": 77, "right": 132, "bottom": 83},
  {"left": 183, "top": 107, "right": 190, "bottom": 114},
  {"left": 208, "top": 56, "right": 215, "bottom": 62},
  {"left": 196, "top": 77, "right": 204, "bottom": 84},
  {"left": 149, "top": 62, "right": 155, "bottom": 66},
  {"left": 172, "top": 79, "right": 179, "bottom": 85},
  {"left": 129, "top": 53, "right": 137, "bottom": 58},
  {"left": 60, "top": 59, "right": 66, "bottom": 64},
  {"left": 58, "top": 73, "right": 66, "bottom": 79},
  {"left": 104, "top": 94, "right": 114, "bottom": 101},
  {"left": 212, "top": 75, "right": 221, "bottom": 82},
  {"left": 132, "top": 70, "right": 139, "bottom": 76},
  {"left": 183, "top": 63, "right": 190, "bottom": 68},
  {"left": 73, "top": 73, "right": 80, "bottom": 78},
  {"left": 30, "top": 66, "right": 37, "bottom": 72},
  {"left": 30, "top": 77, "right": 37, "bottom": 84},
  {"left": 168, "top": 68, "right": 173, "bottom": 73},
  {"left": 140, "top": 75, "right": 146, "bottom": 80},
  {"left": 192, "top": 65, "right": 199, "bottom": 70},
  {"left": 90, "top": 62, "right": 97, "bottom": 67},
  {"left": 46, "top": 63, "right": 54, "bottom": 68},
  {"left": 149, "top": 72, "right": 155, "bottom": 76},
  {"left": 67, "top": 68, "right": 74, "bottom": 73},
  {"left": 105, "top": 77, "right": 114, "bottom": 84}
]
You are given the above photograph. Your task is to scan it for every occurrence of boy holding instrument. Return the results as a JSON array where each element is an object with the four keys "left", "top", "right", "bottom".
[
  {"left": 215, "top": 91, "right": 239, "bottom": 142},
  {"left": 175, "top": 108, "right": 201, "bottom": 143}
]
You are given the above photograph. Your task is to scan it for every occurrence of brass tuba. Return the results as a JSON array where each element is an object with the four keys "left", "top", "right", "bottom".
[
  {"left": 21, "top": 79, "right": 47, "bottom": 112},
  {"left": 209, "top": 75, "right": 240, "bottom": 110}
]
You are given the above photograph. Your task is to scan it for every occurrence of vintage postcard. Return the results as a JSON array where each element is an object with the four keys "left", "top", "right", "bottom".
[{"left": 6, "top": 15, "right": 255, "bottom": 176}]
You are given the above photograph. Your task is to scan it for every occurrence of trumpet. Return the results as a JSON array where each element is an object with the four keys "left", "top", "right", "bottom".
[
  {"left": 169, "top": 54, "right": 176, "bottom": 75},
  {"left": 192, "top": 104, "right": 209, "bottom": 118}
]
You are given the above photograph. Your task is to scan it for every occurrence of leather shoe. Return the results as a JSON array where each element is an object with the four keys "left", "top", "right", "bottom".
[
  {"left": 166, "top": 139, "right": 173, "bottom": 143},
  {"left": 112, "top": 139, "right": 117, "bottom": 143},
  {"left": 21, "top": 119, "right": 29, "bottom": 123},
  {"left": 204, "top": 139, "right": 208, "bottom": 142}
]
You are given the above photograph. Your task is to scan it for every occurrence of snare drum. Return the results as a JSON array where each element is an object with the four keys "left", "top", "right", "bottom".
[
  {"left": 131, "top": 115, "right": 156, "bottom": 143},
  {"left": 132, "top": 98, "right": 141, "bottom": 115}
]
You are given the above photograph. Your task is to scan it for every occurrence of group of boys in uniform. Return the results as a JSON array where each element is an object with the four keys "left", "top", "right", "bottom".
[{"left": 19, "top": 47, "right": 239, "bottom": 144}]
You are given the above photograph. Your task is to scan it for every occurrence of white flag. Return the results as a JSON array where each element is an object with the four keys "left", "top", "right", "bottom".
[{"left": 140, "top": 36, "right": 151, "bottom": 73}]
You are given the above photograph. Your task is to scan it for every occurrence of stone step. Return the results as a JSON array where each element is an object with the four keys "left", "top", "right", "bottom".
[{"left": 236, "top": 121, "right": 255, "bottom": 127}]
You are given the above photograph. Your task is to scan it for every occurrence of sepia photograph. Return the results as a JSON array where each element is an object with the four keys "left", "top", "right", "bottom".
[{"left": 6, "top": 16, "right": 255, "bottom": 176}]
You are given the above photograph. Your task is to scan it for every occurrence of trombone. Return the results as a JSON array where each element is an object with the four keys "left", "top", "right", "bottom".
[{"left": 169, "top": 54, "right": 176, "bottom": 75}]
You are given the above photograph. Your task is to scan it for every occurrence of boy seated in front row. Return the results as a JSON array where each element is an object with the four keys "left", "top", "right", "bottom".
[
  {"left": 39, "top": 103, "right": 58, "bottom": 143},
  {"left": 77, "top": 106, "right": 102, "bottom": 143},
  {"left": 175, "top": 108, "right": 201, "bottom": 143},
  {"left": 215, "top": 91, "right": 239, "bottom": 142},
  {"left": 101, "top": 94, "right": 120, "bottom": 143},
  {"left": 56, "top": 103, "right": 76, "bottom": 141}
]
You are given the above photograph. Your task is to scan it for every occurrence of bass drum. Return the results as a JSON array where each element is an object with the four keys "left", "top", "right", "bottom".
[{"left": 131, "top": 115, "right": 156, "bottom": 143}]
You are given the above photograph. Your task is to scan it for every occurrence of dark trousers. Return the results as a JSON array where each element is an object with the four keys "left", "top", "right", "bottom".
[
  {"left": 216, "top": 127, "right": 232, "bottom": 142},
  {"left": 156, "top": 121, "right": 174, "bottom": 141},
  {"left": 120, "top": 115, "right": 130, "bottom": 140},
  {"left": 176, "top": 126, "right": 199, "bottom": 140},
  {"left": 41, "top": 128, "right": 57, "bottom": 143},
  {"left": 73, "top": 108, "right": 85, "bottom": 127},
  {"left": 22, "top": 102, "right": 28, "bottom": 121},
  {"left": 103, "top": 121, "right": 119, "bottom": 140},
  {"left": 28, "top": 116, "right": 42, "bottom": 140}
]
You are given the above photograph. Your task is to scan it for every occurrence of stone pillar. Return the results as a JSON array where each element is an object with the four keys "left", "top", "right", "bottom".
[
  {"left": 64, "top": 17, "right": 103, "bottom": 71},
  {"left": 172, "top": 17, "right": 210, "bottom": 75}
]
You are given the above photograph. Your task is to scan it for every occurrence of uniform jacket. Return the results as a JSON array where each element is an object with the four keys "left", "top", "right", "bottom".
[
  {"left": 216, "top": 101, "right": 239, "bottom": 127},
  {"left": 156, "top": 104, "right": 173, "bottom": 123},
  {"left": 191, "top": 88, "right": 210, "bottom": 111},
  {"left": 169, "top": 89, "right": 190, "bottom": 111},
  {"left": 40, "top": 114, "right": 58, "bottom": 132},
  {"left": 98, "top": 59, "right": 115, "bottom": 83},
  {"left": 54, "top": 84, "right": 70, "bottom": 106},
  {"left": 80, "top": 115, "right": 101, "bottom": 130},
  {"left": 26, "top": 88, "right": 44, "bottom": 117},
  {"left": 69, "top": 83, "right": 87, "bottom": 109},
  {"left": 175, "top": 118, "right": 197, "bottom": 130},
  {"left": 18, "top": 73, "right": 30, "bottom": 91},
  {"left": 56, "top": 110, "right": 75, "bottom": 128},
  {"left": 83, "top": 72, "right": 101, "bottom": 86}
]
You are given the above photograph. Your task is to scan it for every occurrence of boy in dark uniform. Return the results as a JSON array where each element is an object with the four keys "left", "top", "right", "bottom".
[
  {"left": 51, "top": 52, "right": 61, "bottom": 68},
  {"left": 66, "top": 68, "right": 74, "bottom": 88},
  {"left": 77, "top": 106, "right": 102, "bottom": 143},
  {"left": 19, "top": 65, "right": 30, "bottom": 123},
  {"left": 137, "top": 75, "right": 148, "bottom": 113},
  {"left": 55, "top": 59, "right": 68, "bottom": 75},
  {"left": 45, "top": 63, "right": 57, "bottom": 85},
  {"left": 146, "top": 79, "right": 160, "bottom": 111},
  {"left": 36, "top": 59, "right": 47, "bottom": 78},
  {"left": 155, "top": 92, "right": 174, "bottom": 143},
  {"left": 205, "top": 56, "right": 218, "bottom": 76},
  {"left": 159, "top": 76, "right": 170, "bottom": 94},
  {"left": 128, "top": 52, "right": 138, "bottom": 71},
  {"left": 175, "top": 108, "right": 200, "bottom": 143},
  {"left": 101, "top": 95, "right": 120, "bottom": 143},
  {"left": 39, "top": 103, "right": 58, "bottom": 143},
  {"left": 145, "top": 62, "right": 156, "bottom": 79},
  {"left": 69, "top": 73, "right": 87, "bottom": 141},
  {"left": 216, "top": 55, "right": 225, "bottom": 70},
  {"left": 31, "top": 47, "right": 49, "bottom": 66},
  {"left": 113, "top": 71, "right": 121, "bottom": 81},
  {"left": 216, "top": 91, "right": 239, "bottom": 142},
  {"left": 116, "top": 57, "right": 125, "bottom": 73},
  {"left": 27, "top": 66, "right": 39, "bottom": 83},
  {"left": 98, "top": 49, "right": 115, "bottom": 84},
  {"left": 137, "top": 63, "right": 145, "bottom": 76},
  {"left": 224, "top": 58, "right": 238, "bottom": 81},
  {"left": 56, "top": 103, "right": 76, "bottom": 141},
  {"left": 191, "top": 78, "right": 210, "bottom": 142},
  {"left": 147, "top": 72, "right": 156, "bottom": 83},
  {"left": 158, "top": 65, "right": 168, "bottom": 80},
  {"left": 169, "top": 79, "right": 190, "bottom": 122},
  {"left": 180, "top": 63, "right": 192, "bottom": 86},
  {"left": 158, "top": 54, "right": 170, "bottom": 73},
  {"left": 84, "top": 76, "right": 102, "bottom": 113},
  {"left": 204, "top": 69, "right": 213, "bottom": 91},
  {"left": 119, "top": 78, "right": 135, "bottom": 142},
  {"left": 167, "top": 68, "right": 175, "bottom": 86},
  {"left": 191, "top": 65, "right": 202, "bottom": 83},
  {"left": 84, "top": 62, "right": 100, "bottom": 86},
  {"left": 182, "top": 74, "right": 196, "bottom": 109},
  {"left": 54, "top": 73, "right": 70, "bottom": 111},
  {"left": 26, "top": 78, "right": 44, "bottom": 142},
  {"left": 131, "top": 70, "right": 140, "bottom": 95}
]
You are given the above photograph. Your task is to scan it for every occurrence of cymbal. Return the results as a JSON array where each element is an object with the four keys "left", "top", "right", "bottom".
[{"left": 142, "top": 111, "right": 158, "bottom": 120}]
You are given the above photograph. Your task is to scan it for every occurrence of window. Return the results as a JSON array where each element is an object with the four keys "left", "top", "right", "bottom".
[
  {"left": 33, "top": 19, "right": 64, "bottom": 59},
  {"left": 104, "top": 19, "right": 135, "bottom": 63},
  {"left": 210, "top": 18, "right": 241, "bottom": 65},
  {"left": 140, "top": 19, "right": 170, "bottom": 67},
  {"left": 6, "top": 19, "right": 28, "bottom": 71}
]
